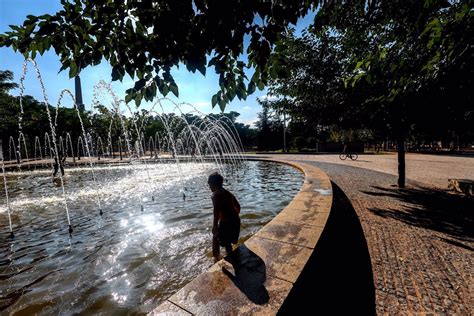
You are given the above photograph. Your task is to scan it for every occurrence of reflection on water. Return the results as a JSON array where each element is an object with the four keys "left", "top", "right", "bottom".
[{"left": 0, "top": 161, "right": 303, "bottom": 315}]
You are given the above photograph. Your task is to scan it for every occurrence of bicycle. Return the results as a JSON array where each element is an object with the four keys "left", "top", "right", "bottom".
[{"left": 339, "top": 152, "right": 358, "bottom": 160}]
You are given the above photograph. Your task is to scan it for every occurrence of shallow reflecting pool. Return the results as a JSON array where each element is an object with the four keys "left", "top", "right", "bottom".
[{"left": 0, "top": 160, "right": 303, "bottom": 315}]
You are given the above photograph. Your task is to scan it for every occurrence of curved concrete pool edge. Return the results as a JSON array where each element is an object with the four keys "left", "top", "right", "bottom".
[{"left": 150, "top": 158, "right": 333, "bottom": 315}]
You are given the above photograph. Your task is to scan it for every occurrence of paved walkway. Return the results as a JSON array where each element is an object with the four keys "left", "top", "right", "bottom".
[
  {"left": 263, "top": 153, "right": 474, "bottom": 188},
  {"left": 258, "top": 154, "right": 473, "bottom": 314}
]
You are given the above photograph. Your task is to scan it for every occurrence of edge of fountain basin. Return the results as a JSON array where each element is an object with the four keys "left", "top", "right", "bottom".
[{"left": 150, "top": 157, "right": 333, "bottom": 315}]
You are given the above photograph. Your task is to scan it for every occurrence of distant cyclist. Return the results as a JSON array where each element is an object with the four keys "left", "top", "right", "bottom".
[{"left": 339, "top": 143, "right": 358, "bottom": 160}]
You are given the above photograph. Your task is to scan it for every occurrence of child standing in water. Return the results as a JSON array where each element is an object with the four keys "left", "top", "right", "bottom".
[{"left": 208, "top": 172, "right": 241, "bottom": 261}]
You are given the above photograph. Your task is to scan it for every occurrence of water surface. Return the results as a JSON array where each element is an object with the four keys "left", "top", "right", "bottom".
[{"left": 0, "top": 160, "right": 303, "bottom": 315}]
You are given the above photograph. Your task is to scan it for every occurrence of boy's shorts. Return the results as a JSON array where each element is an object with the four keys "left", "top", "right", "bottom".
[{"left": 217, "top": 217, "right": 241, "bottom": 246}]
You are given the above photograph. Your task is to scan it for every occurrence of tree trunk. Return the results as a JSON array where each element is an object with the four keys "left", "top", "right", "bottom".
[{"left": 397, "top": 134, "right": 405, "bottom": 188}]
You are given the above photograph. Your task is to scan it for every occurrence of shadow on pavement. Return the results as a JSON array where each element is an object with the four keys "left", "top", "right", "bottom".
[
  {"left": 278, "top": 181, "right": 376, "bottom": 315},
  {"left": 364, "top": 185, "right": 474, "bottom": 243},
  {"left": 223, "top": 244, "right": 269, "bottom": 305}
]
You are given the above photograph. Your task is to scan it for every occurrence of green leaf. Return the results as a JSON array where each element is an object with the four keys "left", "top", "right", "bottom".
[
  {"left": 135, "top": 92, "right": 143, "bottom": 107},
  {"left": 219, "top": 101, "right": 226, "bottom": 112},
  {"left": 251, "top": 67, "right": 260, "bottom": 83},
  {"left": 144, "top": 65, "right": 153, "bottom": 73},
  {"left": 125, "top": 66, "right": 135, "bottom": 79},
  {"left": 37, "top": 40, "right": 46, "bottom": 55},
  {"left": 133, "top": 78, "right": 147, "bottom": 90},
  {"left": 169, "top": 82, "right": 179, "bottom": 97},
  {"left": 111, "top": 65, "right": 125, "bottom": 81},
  {"left": 196, "top": 63, "right": 206, "bottom": 76},
  {"left": 228, "top": 89, "right": 236, "bottom": 101},
  {"left": 247, "top": 81, "right": 256, "bottom": 94},
  {"left": 135, "top": 21, "right": 146, "bottom": 35},
  {"left": 235, "top": 84, "right": 247, "bottom": 100},
  {"left": 125, "top": 93, "right": 133, "bottom": 104},
  {"left": 137, "top": 68, "right": 144, "bottom": 79},
  {"left": 69, "top": 61, "right": 79, "bottom": 78},
  {"left": 211, "top": 94, "right": 218, "bottom": 108},
  {"left": 351, "top": 77, "right": 357, "bottom": 88},
  {"left": 25, "top": 23, "right": 35, "bottom": 36},
  {"left": 144, "top": 85, "right": 155, "bottom": 101},
  {"left": 366, "top": 73, "right": 372, "bottom": 85},
  {"left": 161, "top": 84, "right": 169, "bottom": 96}
]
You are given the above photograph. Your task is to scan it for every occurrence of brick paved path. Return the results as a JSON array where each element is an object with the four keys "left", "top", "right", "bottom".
[{"left": 272, "top": 156, "right": 473, "bottom": 314}]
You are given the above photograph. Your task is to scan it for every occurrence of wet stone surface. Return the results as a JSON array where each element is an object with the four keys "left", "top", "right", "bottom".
[{"left": 167, "top": 246, "right": 293, "bottom": 315}]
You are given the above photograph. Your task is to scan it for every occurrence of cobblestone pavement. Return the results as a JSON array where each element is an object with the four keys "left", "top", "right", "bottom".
[{"left": 261, "top": 154, "right": 473, "bottom": 314}]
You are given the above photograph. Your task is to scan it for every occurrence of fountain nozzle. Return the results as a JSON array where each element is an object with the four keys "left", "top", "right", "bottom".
[
  {"left": 141, "top": 204, "right": 144, "bottom": 212},
  {"left": 182, "top": 192, "right": 186, "bottom": 201},
  {"left": 68, "top": 224, "right": 73, "bottom": 235},
  {"left": 99, "top": 209, "right": 103, "bottom": 216},
  {"left": 9, "top": 231, "right": 14, "bottom": 239},
  {"left": 152, "top": 196, "right": 155, "bottom": 202}
]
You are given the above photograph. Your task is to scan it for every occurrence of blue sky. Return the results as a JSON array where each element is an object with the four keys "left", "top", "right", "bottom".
[{"left": 0, "top": 0, "right": 314, "bottom": 126}]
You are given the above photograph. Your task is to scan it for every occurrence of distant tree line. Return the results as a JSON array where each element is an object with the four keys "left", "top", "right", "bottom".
[{"left": 0, "top": 70, "right": 257, "bottom": 159}]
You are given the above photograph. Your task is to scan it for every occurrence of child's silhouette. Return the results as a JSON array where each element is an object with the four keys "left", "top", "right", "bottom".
[{"left": 208, "top": 172, "right": 241, "bottom": 261}]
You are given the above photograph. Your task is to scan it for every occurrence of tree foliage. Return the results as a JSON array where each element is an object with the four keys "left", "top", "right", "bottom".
[
  {"left": 255, "top": 0, "right": 473, "bottom": 186},
  {"left": 0, "top": 0, "right": 323, "bottom": 109},
  {"left": 0, "top": 70, "right": 18, "bottom": 93},
  {"left": 255, "top": 98, "right": 284, "bottom": 151},
  {"left": 265, "top": 0, "right": 472, "bottom": 142},
  {"left": 323, "top": 0, "right": 474, "bottom": 139}
]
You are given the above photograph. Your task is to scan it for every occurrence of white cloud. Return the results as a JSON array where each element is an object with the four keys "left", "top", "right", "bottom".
[{"left": 242, "top": 106, "right": 252, "bottom": 110}]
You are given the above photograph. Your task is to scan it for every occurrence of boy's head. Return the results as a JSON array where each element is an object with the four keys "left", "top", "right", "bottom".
[{"left": 208, "top": 172, "right": 224, "bottom": 191}]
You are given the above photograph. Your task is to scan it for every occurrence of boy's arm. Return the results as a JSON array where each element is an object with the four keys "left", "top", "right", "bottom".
[
  {"left": 232, "top": 194, "right": 241, "bottom": 214},
  {"left": 212, "top": 208, "right": 218, "bottom": 235},
  {"left": 212, "top": 195, "right": 219, "bottom": 235}
]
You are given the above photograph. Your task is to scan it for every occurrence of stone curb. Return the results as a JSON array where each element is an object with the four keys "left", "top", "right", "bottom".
[{"left": 150, "top": 158, "right": 333, "bottom": 315}]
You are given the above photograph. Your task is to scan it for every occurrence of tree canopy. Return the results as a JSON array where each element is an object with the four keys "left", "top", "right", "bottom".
[
  {"left": 0, "top": 70, "right": 18, "bottom": 94},
  {"left": 266, "top": 1, "right": 473, "bottom": 135},
  {"left": 0, "top": 0, "right": 323, "bottom": 109},
  {"left": 257, "top": 0, "right": 473, "bottom": 186}
]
